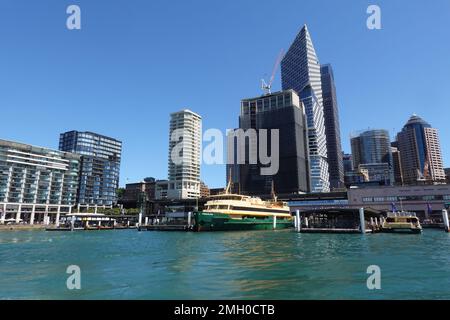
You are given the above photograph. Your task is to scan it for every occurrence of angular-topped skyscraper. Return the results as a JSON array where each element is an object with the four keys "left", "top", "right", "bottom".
[{"left": 281, "top": 25, "right": 330, "bottom": 192}]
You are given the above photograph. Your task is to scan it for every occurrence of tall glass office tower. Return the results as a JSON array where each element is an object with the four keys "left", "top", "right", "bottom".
[
  {"left": 281, "top": 25, "right": 330, "bottom": 192},
  {"left": 351, "top": 129, "right": 394, "bottom": 185},
  {"left": 59, "top": 131, "right": 122, "bottom": 206},
  {"left": 321, "top": 64, "right": 344, "bottom": 190},
  {"left": 238, "top": 90, "right": 310, "bottom": 196}
]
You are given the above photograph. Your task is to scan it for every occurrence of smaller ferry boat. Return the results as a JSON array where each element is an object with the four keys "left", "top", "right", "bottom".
[
  {"left": 380, "top": 212, "right": 422, "bottom": 234},
  {"left": 194, "top": 181, "right": 292, "bottom": 231}
]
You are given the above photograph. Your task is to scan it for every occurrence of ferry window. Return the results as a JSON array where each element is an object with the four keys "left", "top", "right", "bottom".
[
  {"left": 386, "top": 196, "right": 397, "bottom": 201},
  {"left": 218, "top": 205, "right": 228, "bottom": 209},
  {"left": 386, "top": 218, "right": 395, "bottom": 222},
  {"left": 362, "top": 197, "right": 373, "bottom": 202},
  {"left": 373, "top": 197, "right": 384, "bottom": 202},
  {"left": 443, "top": 195, "right": 450, "bottom": 200}
]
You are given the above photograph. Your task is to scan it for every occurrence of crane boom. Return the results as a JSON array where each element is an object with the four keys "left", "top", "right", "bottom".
[{"left": 261, "top": 49, "right": 285, "bottom": 95}]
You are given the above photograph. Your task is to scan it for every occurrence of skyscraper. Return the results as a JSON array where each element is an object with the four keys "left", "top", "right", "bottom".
[
  {"left": 237, "top": 90, "right": 309, "bottom": 196},
  {"left": 281, "top": 25, "right": 329, "bottom": 192},
  {"left": 350, "top": 129, "right": 394, "bottom": 185},
  {"left": 167, "top": 109, "right": 202, "bottom": 199},
  {"left": 59, "top": 131, "right": 122, "bottom": 206},
  {"left": 396, "top": 115, "right": 445, "bottom": 184},
  {"left": 321, "top": 64, "right": 344, "bottom": 190}
]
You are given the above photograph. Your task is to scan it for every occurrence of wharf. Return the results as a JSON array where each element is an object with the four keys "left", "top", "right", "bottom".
[
  {"left": 0, "top": 224, "right": 46, "bottom": 231},
  {"left": 45, "top": 225, "right": 137, "bottom": 232},
  {"left": 422, "top": 223, "right": 444, "bottom": 229},
  {"left": 298, "top": 228, "right": 374, "bottom": 234}
]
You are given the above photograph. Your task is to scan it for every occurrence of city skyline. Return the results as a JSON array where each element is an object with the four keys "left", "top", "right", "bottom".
[{"left": 1, "top": 0, "right": 450, "bottom": 188}]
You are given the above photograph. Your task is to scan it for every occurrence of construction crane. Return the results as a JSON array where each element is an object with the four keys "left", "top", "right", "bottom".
[{"left": 261, "top": 49, "right": 284, "bottom": 95}]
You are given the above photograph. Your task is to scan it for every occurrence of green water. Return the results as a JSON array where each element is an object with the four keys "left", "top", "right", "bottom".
[{"left": 0, "top": 229, "right": 449, "bottom": 299}]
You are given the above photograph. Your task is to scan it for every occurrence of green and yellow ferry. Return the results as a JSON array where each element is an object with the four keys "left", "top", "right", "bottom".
[{"left": 193, "top": 192, "right": 292, "bottom": 232}]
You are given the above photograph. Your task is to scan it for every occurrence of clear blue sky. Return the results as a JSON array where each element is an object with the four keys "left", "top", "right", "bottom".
[{"left": 1, "top": 0, "right": 449, "bottom": 188}]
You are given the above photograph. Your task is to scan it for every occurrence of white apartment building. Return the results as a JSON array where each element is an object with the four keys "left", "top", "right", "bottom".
[{"left": 167, "top": 109, "right": 202, "bottom": 199}]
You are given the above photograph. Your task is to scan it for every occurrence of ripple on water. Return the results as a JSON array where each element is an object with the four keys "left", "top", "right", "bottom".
[{"left": 0, "top": 229, "right": 449, "bottom": 299}]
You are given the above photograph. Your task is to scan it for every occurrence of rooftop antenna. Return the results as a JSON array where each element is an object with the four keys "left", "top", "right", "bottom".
[{"left": 261, "top": 49, "right": 284, "bottom": 95}]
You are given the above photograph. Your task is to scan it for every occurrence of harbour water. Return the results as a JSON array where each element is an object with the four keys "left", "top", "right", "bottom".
[{"left": 0, "top": 229, "right": 449, "bottom": 300}]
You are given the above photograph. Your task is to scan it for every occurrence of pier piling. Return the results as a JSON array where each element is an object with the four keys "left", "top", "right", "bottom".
[
  {"left": 443, "top": 209, "right": 449, "bottom": 233},
  {"left": 138, "top": 213, "right": 142, "bottom": 227},
  {"left": 70, "top": 215, "right": 75, "bottom": 231},
  {"left": 273, "top": 216, "right": 277, "bottom": 229},
  {"left": 359, "top": 208, "right": 365, "bottom": 234},
  {"left": 296, "top": 210, "right": 301, "bottom": 232},
  {"left": 187, "top": 212, "right": 192, "bottom": 228}
]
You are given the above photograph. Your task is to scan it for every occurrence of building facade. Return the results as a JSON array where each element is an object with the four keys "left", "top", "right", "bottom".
[
  {"left": 0, "top": 139, "right": 80, "bottom": 225},
  {"left": 287, "top": 184, "right": 450, "bottom": 221},
  {"left": 238, "top": 90, "right": 309, "bottom": 196},
  {"left": 343, "top": 153, "right": 353, "bottom": 173},
  {"left": 59, "top": 131, "right": 122, "bottom": 206},
  {"left": 167, "top": 109, "right": 202, "bottom": 199},
  {"left": 226, "top": 128, "right": 241, "bottom": 194},
  {"left": 281, "top": 24, "right": 329, "bottom": 192},
  {"left": 320, "top": 64, "right": 344, "bottom": 190},
  {"left": 391, "top": 146, "right": 404, "bottom": 185},
  {"left": 200, "top": 181, "right": 210, "bottom": 198},
  {"left": 350, "top": 129, "right": 394, "bottom": 185},
  {"left": 121, "top": 177, "right": 157, "bottom": 208},
  {"left": 445, "top": 168, "right": 450, "bottom": 184},
  {"left": 396, "top": 115, "right": 445, "bottom": 184},
  {"left": 155, "top": 180, "right": 169, "bottom": 200},
  {"left": 347, "top": 185, "right": 450, "bottom": 221}
]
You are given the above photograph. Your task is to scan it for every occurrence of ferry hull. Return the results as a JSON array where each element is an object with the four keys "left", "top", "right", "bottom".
[
  {"left": 193, "top": 212, "right": 292, "bottom": 232},
  {"left": 380, "top": 227, "right": 422, "bottom": 234}
]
